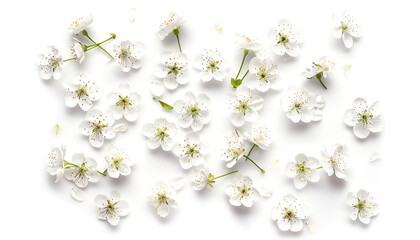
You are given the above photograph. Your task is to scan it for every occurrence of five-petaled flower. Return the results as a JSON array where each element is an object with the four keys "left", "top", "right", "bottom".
[
  {"left": 282, "top": 86, "right": 320, "bottom": 123},
  {"left": 244, "top": 124, "right": 272, "bottom": 150},
  {"left": 346, "top": 189, "right": 378, "bottom": 224},
  {"left": 64, "top": 74, "right": 99, "bottom": 111},
  {"left": 153, "top": 51, "right": 189, "bottom": 95},
  {"left": 38, "top": 46, "right": 63, "bottom": 80},
  {"left": 344, "top": 98, "right": 383, "bottom": 139},
  {"left": 234, "top": 33, "right": 262, "bottom": 52},
  {"left": 192, "top": 166, "right": 213, "bottom": 191},
  {"left": 158, "top": 12, "right": 184, "bottom": 40},
  {"left": 321, "top": 144, "right": 348, "bottom": 180},
  {"left": 95, "top": 191, "right": 129, "bottom": 226},
  {"left": 173, "top": 132, "right": 208, "bottom": 169},
  {"left": 173, "top": 92, "right": 211, "bottom": 132},
  {"left": 113, "top": 40, "right": 145, "bottom": 72},
  {"left": 286, "top": 153, "right": 321, "bottom": 189},
  {"left": 332, "top": 10, "right": 361, "bottom": 48},
  {"left": 221, "top": 129, "right": 247, "bottom": 168},
  {"left": 195, "top": 48, "right": 227, "bottom": 82},
  {"left": 47, "top": 145, "right": 66, "bottom": 183},
  {"left": 142, "top": 118, "right": 178, "bottom": 151},
  {"left": 79, "top": 109, "right": 119, "bottom": 148},
  {"left": 64, "top": 153, "right": 99, "bottom": 188},
  {"left": 105, "top": 144, "right": 134, "bottom": 178},
  {"left": 271, "top": 194, "right": 309, "bottom": 232},
  {"left": 302, "top": 56, "right": 335, "bottom": 89},
  {"left": 225, "top": 174, "right": 259, "bottom": 207},
  {"left": 247, "top": 57, "right": 281, "bottom": 92},
  {"left": 107, "top": 84, "right": 141, "bottom": 122},
  {"left": 148, "top": 181, "right": 178, "bottom": 218},
  {"left": 268, "top": 19, "right": 302, "bottom": 57},
  {"left": 227, "top": 85, "right": 264, "bottom": 127}
]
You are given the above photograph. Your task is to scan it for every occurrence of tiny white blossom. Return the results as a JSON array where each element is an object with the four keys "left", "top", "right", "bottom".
[
  {"left": 38, "top": 46, "right": 63, "bottom": 80},
  {"left": 142, "top": 118, "right": 178, "bottom": 151},
  {"left": 244, "top": 124, "right": 272, "bottom": 150},
  {"left": 321, "top": 144, "right": 348, "bottom": 180},
  {"left": 95, "top": 191, "right": 129, "bottom": 226},
  {"left": 332, "top": 10, "right": 361, "bottom": 48},
  {"left": 113, "top": 40, "right": 145, "bottom": 72},
  {"left": 63, "top": 74, "right": 99, "bottom": 111},
  {"left": 69, "top": 41, "right": 85, "bottom": 63},
  {"left": 302, "top": 56, "right": 335, "bottom": 89},
  {"left": 47, "top": 145, "right": 66, "bottom": 183},
  {"left": 173, "top": 132, "right": 208, "bottom": 169},
  {"left": 282, "top": 86, "right": 318, "bottom": 123},
  {"left": 224, "top": 174, "right": 259, "bottom": 207},
  {"left": 158, "top": 12, "right": 184, "bottom": 40},
  {"left": 344, "top": 98, "right": 383, "bottom": 139},
  {"left": 227, "top": 85, "right": 264, "bottom": 127},
  {"left": 148, "top": 181, "right": 178, "bottom": 218},
  {"left": 286, "top": 153, "right": 321, "bottom": 189},
  {"left": 234, "top": 33, "right": 261, "bottom": 51},
  {"left": 195, "top": 48, "right": 227, "bottom": 82},
  {"left": 192, "top": 166, "right": 212, "bottom": 191},
  {"left": 173, "top": 92, "right": 210, "bottom": 132},
  {"left": 79, "top": 110, "right": 117, "bottom": 148},
  {"left": 105, "top": 144, "right": 133, "bottom": 178},
  {"left": 247, "top": 57, "right": 281, "bottom": 92},
  {"left": 153, "top": 51, "right": 189, "bottom": 94},
  {"left": 271, "top": 194, "right": 309, "bottom": 232},
  {"left": 268, "top": 19, "right": 302, "bottom": 57},
  {"left": 107, "top": 84, "right": 141, "bottom": 122},
  {"left": 64, "top": 153, "right": 99, "bottom": 188},
  {"left": 68, "top": 14, "right": 93, "bottom": 35},
  {"left": 347, "top": 189, "right": 379, "bottom": 224},
  {"left": 221, "top": 129, "right": 247, "bottom": 168}
]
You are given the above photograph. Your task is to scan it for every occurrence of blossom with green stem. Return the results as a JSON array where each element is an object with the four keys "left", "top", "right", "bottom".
[
  {"left": 64, "top": 153, "right": 99, "bottom": 188},
  {"left": 225, "top": 174, "right": 260, "bottom": 207},
  {"left": 38, "top": 46, "right": 63, "bottom": 80},
  {"left": 301, "top": 56, "right": 335, "bottom": 89},
  {"left": 47, "top": 145, "right": 66, "bottom": 183},
  {"left": 193, "top": 166, "right": 238, "bottom": 191},
  {"left": 158, "top": 12, "right": 185, "bottom": 52},
  {"left": 221, "top": 129, "right": 247, "bottom": 168}
]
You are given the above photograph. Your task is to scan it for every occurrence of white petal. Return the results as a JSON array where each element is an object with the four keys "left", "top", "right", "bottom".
[{"left": 70, "top": 187, "right": 85, "bottom": 202}]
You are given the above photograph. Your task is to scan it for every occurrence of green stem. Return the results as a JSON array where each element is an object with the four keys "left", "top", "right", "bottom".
[
  {"left": 82, "top": 31, "right": 114, "bottom": 59},
  {"left": 213, "top": 170, "right": 239, "bottom": 180},
  {"left": 240, "top": 69, "right": 249, "bottom": 81},
  {"left": 315, "top": 72, "right": 327, "bottom": 89},
  {"left": 173, "top": 28, "right": 182, "bottom": 53},
  {"left": 245, "top": 144, "right": 256, "bottom": 160},
  {"left": 63, "top": 57, "right": 76, "bottom": 62},
  {"left": 316, "top": 166, "right": 323, "bottom": 169},
  {"left": 96, "top": 169, "right": 108, "bottom": 176},
  {"left": 235, "top": 49, "right": 249, "bottom": 80},
  {"left": 244, "top": 156, "right": 265, "bottom": 173},
  {"left": 86, "top": 36, "right": 113, "bottom": 48}
]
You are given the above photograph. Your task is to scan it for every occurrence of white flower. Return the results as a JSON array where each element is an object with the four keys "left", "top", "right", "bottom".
[
  {"left": 95, "top": 191, "right": 129, "bottom": 226},
  {"left": 63, "top": 74, "right": 99, "bottom": 111},
  {"left": 321, "top": 144, "right": 348, "bottom": 180},
  {"left": 312, "top": 96, "right": 325, "bottom": 121},
  {"left": 192, "top": 166, "right": 212, "bottom": 191},
  {"left": 173, "top": 132, "right": 208, "bottom": 169},
  {"left": 142, "top": 118, "right": 178, "bottom": 151},
  {"left": 107, "top": 84, "right": 141, "bottom": 122},
  {"left": 234, "top": 33, "right": 261, "bottom": 51},
  {"left": 271, "top": 194, "right": 309, "bottom": 232},
  {"left": 224, "top": 174, "right": 259, "bottom": 207},
  {"left": 227, "top": 85, "right": 263, "bottom": 127},
  {"left": 158, "top": 12, "right": 184, "bottom": 40},
  {"left": 148, "top": 181, "right": 178, "bottom": 218},
  {"left": 153, "top": 51, "right": 189, "bottom": 93},
  {"left": 195, "top": 48, "right": 227, "bottom": 82},
  {"left": 113, "top": 40, "right": 145, "bottom": 72},
  {"left": 332, "top": 10, "right": 361, "bottom": 48},
  {"left": 285, "top": 153, "right": 321, "bottom": 189},
  {"left": 282, "top": 86, "right": 316, "bottom": 123},
  {"left": 69, "top": 14, "right": 93, "bottom": 35},
  {"left": 344, "top": 98, "right": 383, "bottom": 139},
  {"left": 38, "top": 46, "right": 63, "bottom": 80},
  {"left": 302, "top": 56, "right": 335, "bottom": 89},
  {"left": 173, "top": 92, "right": 211, "bottom": 132},
  {"left": 268, "top": 19, "right": 302, "bottom": 57},
  {"left": 79, "top": 110, "right": 116, "bottom": 148},
  {"left": 64, "top": 153, "right": 99, "bottom": 188},
  {"left": 47, "top": 145, "right": 66, "bottom": 183},
  {"left": 247, "top": 57, "right": 281, "bottom": 92},
  {"left": 69, "top": 41, "right": 85, "bottom": 64},
  {"left": 244, "top": 124, "right": 272, "bottom": 150},
  {"left": 347, "top": 189, "right": 379, "bottom": 224},
  {"left": 221, "top": 129, "right": 247, "bottom": 168},
  {"left": 105, "top": 144, "right": 133, "bottom": 178}
]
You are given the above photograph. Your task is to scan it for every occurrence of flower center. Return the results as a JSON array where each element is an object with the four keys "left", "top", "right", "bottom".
[
  {"left": 283, "top": 208, "right": 296, "bottom": 221},
  {"left": 340, "top": 23, "right": 349, "bottom": 34},
  {"left": 92, "top": 120, "right": 108, "bottom": 135},
  {"left": 119, "top": 48, "right": 132, "bottom": 59},
  {"left": 277, "top": 33, "right": 289, "bottom": 44},
  {"left": 157, "top": 193, "right": 169, "bottom": 205},
  {"left": 258, "top": 67, "right": 269, "bottom": 82},
  {"left": 186, "top": 144, "right": 199, "bottom": 157},
  {"left": 228, "top": 147, "right": 245, "bottom": 158},
  {"left": 189, "top": 105, "right": 200, "bottom": 117},
  {"left": 116, "top": 95, "right": 131, "bottom": 109},
  {"left": 236, "top": 100, "right": 251, "bottom": 115},
  {"left": 75, "top": 84, "right": 88, "bottom": 99},
  {"left": 112, "top": 157, "right": 124, "bottom": 166},
  {"left": 168, "top": 63, "right": 182, "bottom": 75},
  {"left": 239, "top": 186, "right": 250, "bottom": 197},
  {"left": 207, "top": 61, "right": 219, "bottom": 73},
  {"left": 156, "top": 127, "right": 169, "bottom": 140},
  {"left": 296, "top": 162, "right": 309, "bottom": 174},
  {"left": 354, "top": 198, "right": 367, "bottom": 213},
  {"left": 358, "top": 110, "right": 373, "bottom": 125}
]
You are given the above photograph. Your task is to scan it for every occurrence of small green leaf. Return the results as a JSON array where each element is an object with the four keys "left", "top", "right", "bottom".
[
  {"left": 153, "top": 97, "right": 173, "bottom": 110},
  {"left": 231, "top": 78, "right": 242, "bottom": 88}
]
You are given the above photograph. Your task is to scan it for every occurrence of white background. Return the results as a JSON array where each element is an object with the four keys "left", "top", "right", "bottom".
[{"left": 1, "top": 0, "right": 418, "bottom": 239}]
